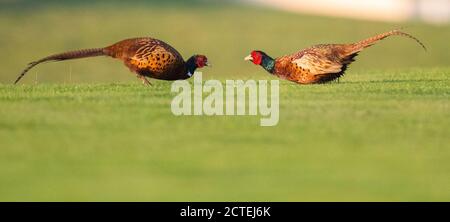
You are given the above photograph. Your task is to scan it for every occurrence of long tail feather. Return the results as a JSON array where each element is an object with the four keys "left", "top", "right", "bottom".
[
  {"left": 346, "top": 29, "right": 426, "bottom": 56},
  {"left": 14, "top": 48, "right": 105, "bottom": 84}
]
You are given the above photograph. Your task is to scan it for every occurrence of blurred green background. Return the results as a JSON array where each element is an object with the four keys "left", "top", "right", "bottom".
[{"left": 0, "top": 0, "right": 449, "bottom": 201}]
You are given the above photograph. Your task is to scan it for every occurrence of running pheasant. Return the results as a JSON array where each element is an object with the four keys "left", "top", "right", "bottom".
[
  {"left": 244, "top": 30, "right": 426, "bottom": 84},
  {"left": 15, "top": 37, "right": 210, "bottom": 85}
]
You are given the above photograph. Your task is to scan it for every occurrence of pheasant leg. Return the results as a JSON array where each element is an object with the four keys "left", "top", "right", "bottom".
[{"left": 137, "top": 74, "right": 152, "bottom": 86}]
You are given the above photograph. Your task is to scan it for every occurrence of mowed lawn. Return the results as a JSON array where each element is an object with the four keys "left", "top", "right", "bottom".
[
  {"left": 0, "top": 1, "right": 449, "bottom": 201},
  {"left": 0, "top": 68, "right": 449, "bottom": 201}
]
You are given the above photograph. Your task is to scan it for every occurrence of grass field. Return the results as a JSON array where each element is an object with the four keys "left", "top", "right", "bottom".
[
  {"left": 0, "top": 0, "right": 449, "bottom": 201},
  {"left": 1, "top": 68, "right": 449, "bottom": 201}
]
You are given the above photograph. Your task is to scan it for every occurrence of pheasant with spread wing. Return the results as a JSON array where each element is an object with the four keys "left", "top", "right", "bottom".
[
  {"left": 245, "top": 30, "right": 426, "bottom": 84},
  {"left": 15, "top": 37, "right": 210, "bottom": 85}
]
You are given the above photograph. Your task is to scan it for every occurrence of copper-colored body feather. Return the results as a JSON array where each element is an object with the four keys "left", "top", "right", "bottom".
[{"left": 271, "top": 30, "right": 426, "bottom": 84}]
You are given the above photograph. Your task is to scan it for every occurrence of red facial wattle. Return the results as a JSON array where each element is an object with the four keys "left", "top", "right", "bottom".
[
  {"left": 251, "top": 51, "right": 262, "bottom": 65},
  {"left": 196, "top": 56, "right": 208, "bottom": 68}
]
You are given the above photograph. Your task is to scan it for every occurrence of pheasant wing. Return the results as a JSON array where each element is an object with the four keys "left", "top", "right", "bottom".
[
  {"left": 291, "top": 52, "right": 343, "bottom": 76},
  {"left": 129, "top": 39, "right": 183, "bottom": 74}
]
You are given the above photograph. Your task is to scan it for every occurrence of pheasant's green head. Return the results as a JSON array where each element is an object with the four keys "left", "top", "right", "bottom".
[
  {"left": 244, "top": 50, "right": 275, "bottom": 74},
  {"left": 193, "top": 55, "right": 210, "bottom": 68},
  {"left": 186, "top": 55, "right": 210, "bottom": 77}
]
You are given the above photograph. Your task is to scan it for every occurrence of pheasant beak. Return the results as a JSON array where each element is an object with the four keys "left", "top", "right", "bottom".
[
  {"left": 244, "top": 55, "right": 253, "bottom": 61},
  {"left": 205, "top": 62, "right": 212, "bottom": 67}
]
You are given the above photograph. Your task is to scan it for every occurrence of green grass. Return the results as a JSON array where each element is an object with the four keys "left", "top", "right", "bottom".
[
  {"left": 0, "top": 1, "right": 449, "bottom": 201},
  {"left": 0, "top": 68, "right": 449, "bottom": 201}
]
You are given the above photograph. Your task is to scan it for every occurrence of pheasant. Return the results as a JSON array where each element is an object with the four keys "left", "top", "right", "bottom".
[
  {"left": 244, "top": 30, "right": 426, "bottom": 84},
  {"left": 14, "top": 37, "right": 210, "bottom": 85}
]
